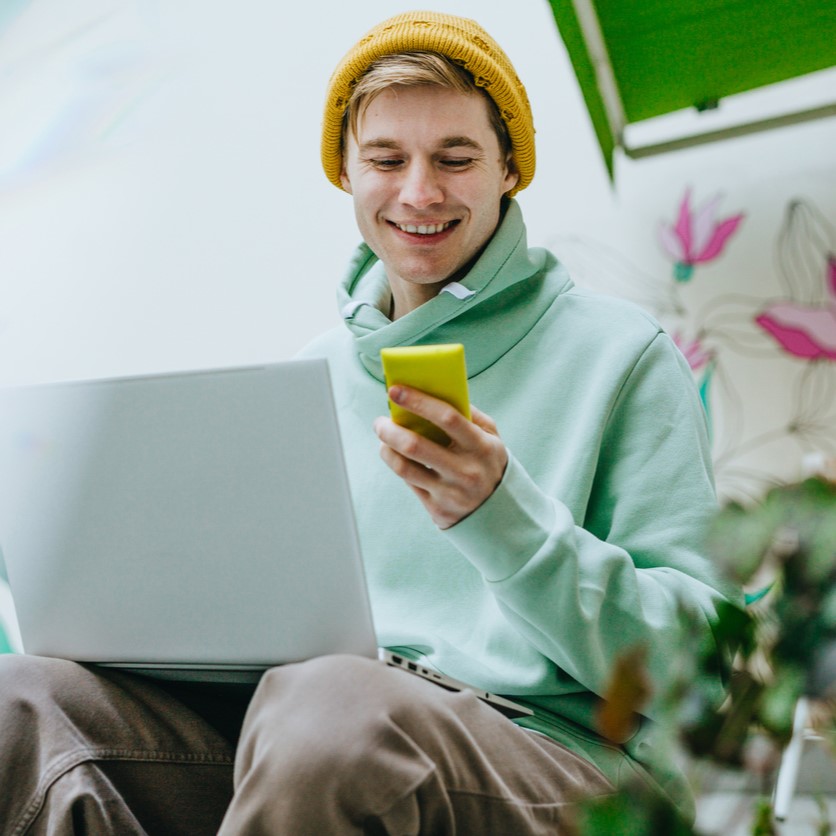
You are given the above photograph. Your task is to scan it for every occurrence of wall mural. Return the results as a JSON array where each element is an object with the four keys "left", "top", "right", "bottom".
[
  {"left": 658, "top": 189, "right": 744, "bottom": 283},
  {"left": 549, "top": 191, "right": 836, "bottom": 503},
  {"left": 657, "top": 190, "right": 744, "bottom": 432},
  {"left": 756, "top": 206, "right": 836, "bottom": 362}
]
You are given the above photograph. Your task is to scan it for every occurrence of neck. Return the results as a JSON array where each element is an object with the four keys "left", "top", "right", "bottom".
[{"left": 388, "top": 280, "right": 450, "bottom": 320}]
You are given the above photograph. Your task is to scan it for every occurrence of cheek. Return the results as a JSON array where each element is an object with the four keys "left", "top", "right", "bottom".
[{"left": 350, "top": 179, "right": 389, "bottom": 215}]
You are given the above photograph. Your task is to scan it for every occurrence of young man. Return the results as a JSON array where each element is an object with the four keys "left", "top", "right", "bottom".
[{"left": 0, "top": 11, "right": 738, "bottom": 834}]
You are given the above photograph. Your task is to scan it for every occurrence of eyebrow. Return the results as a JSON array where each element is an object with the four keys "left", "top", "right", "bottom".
[
  {"left": 440, "top": 136, "right": 483, "bottom": 151},
  {"left": 358, "top": 136, "right": 485, "bottom": 153},
  {"left": 358, "top": 139, "right": 401, "bottom": 152}
]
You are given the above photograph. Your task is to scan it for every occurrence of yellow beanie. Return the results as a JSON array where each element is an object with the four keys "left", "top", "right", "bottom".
[{"left": 321, "top": 11, "right": 535, "bottom": 196}]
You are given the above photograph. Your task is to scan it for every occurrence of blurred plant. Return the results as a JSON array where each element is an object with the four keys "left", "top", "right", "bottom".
[
  {"left": 704, "top": 476, "right": 836, "bottom": 726},
  {"left": 573, "top": 475, "right": 836, "bottom": 834},
  {"left": 571, "top": 781, "right": 696, "bottom": 835},
  {"left": 658, "top": 189, "right": 744, "bottom": 282}
]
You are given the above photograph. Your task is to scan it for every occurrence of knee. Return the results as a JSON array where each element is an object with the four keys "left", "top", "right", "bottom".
[
  {"left": 234, "top": 656, "right": 439, "bottom": 805},
  {"left": 0, "top": 653, "right": 75, "bottom": 697},
  {"left": 0, "top": 655, "right": 102, "bottom": 725},
  {"left": 241, "top": 654, "right": 466, "bottom": 773},
  {"left": 254, "top": 654, "right": 438, "bottom": 734},
  {"left": 0, "top": 656, "right": 69, "bottom": 746},
  {"left": 266, "top": 652, "right": 392, "bottom": 696}
]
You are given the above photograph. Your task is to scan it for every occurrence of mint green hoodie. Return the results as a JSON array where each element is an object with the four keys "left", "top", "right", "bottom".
[{"left": 298, "top": 200, "right": 738, "bottom": 817}]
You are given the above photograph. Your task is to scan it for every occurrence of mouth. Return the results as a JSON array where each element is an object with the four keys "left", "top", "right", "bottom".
[{"left": 390, "top": 220, "right": 459, "bottom": 237}]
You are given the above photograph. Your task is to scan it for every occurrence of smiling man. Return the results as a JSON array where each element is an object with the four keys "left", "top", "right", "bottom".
[
  {"left": 0, "top": 11, "right": 739, "bottom": 835},
  {"left": 340, "top": 77, "right": 518, "bottom": 317},
  {"left": 288, "top": 11, "right": 737, "bottom": 830}
]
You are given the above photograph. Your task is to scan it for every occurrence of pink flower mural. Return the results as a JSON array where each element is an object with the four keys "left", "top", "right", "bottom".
[
  {"left": 658, "top": 189, "right": 744, "bottom": 281},
  {"left": 754, "top": 199, "right": 836, "bottom": 363},
  {"left": 756, "top": 256, "right": 836, "bottom": 362}
]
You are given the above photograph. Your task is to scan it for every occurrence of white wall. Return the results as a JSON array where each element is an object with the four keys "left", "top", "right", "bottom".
[
  {"left": 0, "top": 0, "right": 607, "bottom": 383},
  {"left": 1, "top": 0, "right": 834, "bottom": 498}
]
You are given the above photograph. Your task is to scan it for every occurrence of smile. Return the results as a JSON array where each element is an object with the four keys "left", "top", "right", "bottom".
[{"left": 393, "top": 221, "right": 456, "bottom": 235}]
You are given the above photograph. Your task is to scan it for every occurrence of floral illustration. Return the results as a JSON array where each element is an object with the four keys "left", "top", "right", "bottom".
[
  {"left": 755, "top": 261, "right": 836, "bottom": 360},
  {"left": 658, "top": 189, "right": 744, "bottom": 282},
  {"left": 754, "top": 200, "right": 836, "bottom": 362}
]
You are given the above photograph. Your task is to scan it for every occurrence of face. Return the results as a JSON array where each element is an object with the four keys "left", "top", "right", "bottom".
[{"left": 340, "top": 85, "right": 519, "bottom": 318}]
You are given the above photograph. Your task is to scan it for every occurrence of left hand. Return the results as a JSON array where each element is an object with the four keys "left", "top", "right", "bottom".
[{"left": 373, "top": 385, "right": 508, "bottom": 529}]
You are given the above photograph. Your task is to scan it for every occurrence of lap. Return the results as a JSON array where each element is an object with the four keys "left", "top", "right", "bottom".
[
  {"left": 1, "top": 654, "right": 613, "bottom": 834},
  {"left": 229, "top": 654, "right": 612, "bottom": 832}
]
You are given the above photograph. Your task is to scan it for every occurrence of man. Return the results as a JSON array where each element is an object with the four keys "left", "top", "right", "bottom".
[{"left": 0, "top": 11, "right": 737, "bottom": 834}]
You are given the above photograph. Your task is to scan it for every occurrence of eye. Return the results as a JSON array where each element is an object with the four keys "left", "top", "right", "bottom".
[
  {"left": 440, "top": 158, "right": 473, "bottom": 168},
  {"left": 369, "top": 158, "right": 403, "bottom": 169}
]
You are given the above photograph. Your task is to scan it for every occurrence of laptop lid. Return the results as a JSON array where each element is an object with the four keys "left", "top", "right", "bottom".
[{"left": 0, "top": 360, "right": 378, "bottom": 675}]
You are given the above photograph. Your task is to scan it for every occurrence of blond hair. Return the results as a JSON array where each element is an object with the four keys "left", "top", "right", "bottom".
[
  {"left": 342, "top": 52, "right": 513, "bottom": 163},
  {"left": 321, "top": 11, "right": 535, "bottom": 195}
]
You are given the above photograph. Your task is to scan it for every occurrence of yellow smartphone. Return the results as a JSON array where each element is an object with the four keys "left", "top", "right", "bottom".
[{"left": 380, "top": 344, "right": 471, "bottom": 445}]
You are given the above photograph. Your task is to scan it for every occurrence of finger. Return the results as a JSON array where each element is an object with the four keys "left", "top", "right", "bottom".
[
  {"left": 469, "top": 404, "right": 500, "bottom": 437},
  {"left": 373, "top": 416, "right": 444, "bottom": 470},
  {"left": 380, "top": 438, "right": 475, "bottom": 528},
  {"left": 387, "top": 385, "right": 476, "bottom": 448},
  {"left": 378, "top": 438, "right": 439, "bottom": 491}
]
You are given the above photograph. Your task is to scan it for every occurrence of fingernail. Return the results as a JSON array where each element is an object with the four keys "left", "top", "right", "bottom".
[{"left": 389, "top": 385, "right": 405, "bottom": 404}]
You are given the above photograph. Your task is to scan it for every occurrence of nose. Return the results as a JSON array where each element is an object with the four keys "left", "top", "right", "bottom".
[{"left": 398, "top": 159, "right": 444, "bottom": 209}]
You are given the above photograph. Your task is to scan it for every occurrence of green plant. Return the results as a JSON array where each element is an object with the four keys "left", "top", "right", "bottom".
[
  {"left": 692, "top": 476, "right": 836, "bottom": 762},
  {"left": 575, "top": 476, "right": 836, "bottom": 834}
]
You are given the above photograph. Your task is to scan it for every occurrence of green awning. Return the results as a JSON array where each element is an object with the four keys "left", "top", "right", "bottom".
[{"left": 547, "top": 0, "right": 836, "bottom": 175}]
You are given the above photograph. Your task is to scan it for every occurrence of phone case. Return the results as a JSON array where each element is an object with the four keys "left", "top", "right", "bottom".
[{"left": 380, "top": 344, "right": 471, "bottom": 445}]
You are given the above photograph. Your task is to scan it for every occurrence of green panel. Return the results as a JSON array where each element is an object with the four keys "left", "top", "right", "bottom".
[
  {"left": 593, "top": 0, "right": 836, "bottom": 122},
  {"left": 547, "top": 0, "right": 617, "bottom": 175},
  {"left": 546, "top": 0, "right": 836, "bottom": 169}
]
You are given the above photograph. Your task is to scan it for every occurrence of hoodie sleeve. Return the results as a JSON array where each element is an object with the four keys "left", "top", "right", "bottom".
[{"left": 443, "top": 332, "right": 741, "bottom": 718}]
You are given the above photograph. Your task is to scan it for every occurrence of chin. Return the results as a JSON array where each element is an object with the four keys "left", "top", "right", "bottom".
[{"left": 400, "top": 262, "right": 466, "bottom": 285}]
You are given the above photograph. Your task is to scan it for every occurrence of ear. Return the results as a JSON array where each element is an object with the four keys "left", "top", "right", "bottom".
[
  {"left": 502, "top": 155, "right": 520, "bottom": 195},
  {"left": 340, "top": 165, "right": 353, "bottom": 194}
]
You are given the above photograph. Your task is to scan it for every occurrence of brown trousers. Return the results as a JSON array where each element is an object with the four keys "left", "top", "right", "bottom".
[{"left": 0, "top": 653, "right": 613, "bottom": 834}]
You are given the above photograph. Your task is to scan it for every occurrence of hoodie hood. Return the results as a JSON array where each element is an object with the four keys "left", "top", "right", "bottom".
[{"left": 337, "top": 200, "right": 573, "bottom": 381}]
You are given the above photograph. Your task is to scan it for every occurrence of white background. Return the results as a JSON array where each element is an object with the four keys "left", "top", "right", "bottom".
[{"left": 0, "top": 0, "right": 834, "bottom": 493}]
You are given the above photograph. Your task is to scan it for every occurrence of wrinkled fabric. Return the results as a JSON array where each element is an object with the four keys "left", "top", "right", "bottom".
[
  {"left": 219, "top": 654, "right": 613, "bottom": 835},
  {"left": 2, "top": 653, "right": 613, "bottom": 835},
  {"left": 0, "top": 654, "right": 242, "bottom": 835}
]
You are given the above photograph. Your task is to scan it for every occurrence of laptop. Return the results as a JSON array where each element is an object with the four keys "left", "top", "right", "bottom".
[{"left": 0, "top": 360, "right": 531, "bottom": 718}]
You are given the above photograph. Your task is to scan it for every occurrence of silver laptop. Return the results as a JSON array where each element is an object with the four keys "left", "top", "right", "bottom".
[
  {"left": 0, "top": 360, "right": 378, "bottom": 678},
  {"left": 0, "top": 360, "right": 531, "bottom": 717}
]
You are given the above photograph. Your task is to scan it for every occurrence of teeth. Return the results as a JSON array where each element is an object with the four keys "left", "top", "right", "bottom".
[{"left": 396, "top": 221, "right": 452, "bottom": 235}]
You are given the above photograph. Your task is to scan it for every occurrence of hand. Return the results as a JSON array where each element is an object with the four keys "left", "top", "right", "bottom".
[{"left": 373, "top": 385, "right": 508, "bottom": 529}]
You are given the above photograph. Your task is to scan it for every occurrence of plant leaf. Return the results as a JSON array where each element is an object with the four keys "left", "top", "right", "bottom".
[{"left": 596, "top": 645, "right": 651, "bottom": 743}]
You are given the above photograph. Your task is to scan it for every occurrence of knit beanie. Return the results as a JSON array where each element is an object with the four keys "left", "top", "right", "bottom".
[{"left": 321, "top": 11, "right": 535, "bottom": 196}]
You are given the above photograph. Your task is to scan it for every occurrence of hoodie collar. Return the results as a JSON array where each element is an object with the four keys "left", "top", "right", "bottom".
[{"left": 337, "top": 200, "right": 571, "bottom": 381}]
